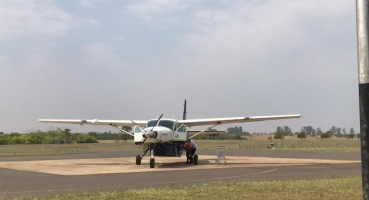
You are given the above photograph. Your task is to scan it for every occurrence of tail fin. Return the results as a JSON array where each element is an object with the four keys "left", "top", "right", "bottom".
[{"left": 183, "top": 100, "right": 187, "bottom": 120}]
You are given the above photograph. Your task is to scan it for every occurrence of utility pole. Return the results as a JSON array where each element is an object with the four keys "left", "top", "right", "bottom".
[{"left": 357, "top": 0, "right": 369, "bottom": 199}]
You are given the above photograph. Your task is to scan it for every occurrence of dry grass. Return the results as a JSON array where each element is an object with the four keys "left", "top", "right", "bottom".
[
  {"left": 0, "top": 143, "right": 135, "bottom": 156},
  {"left": 0, "top": 138, "right": 360, "bottom": 157},
  {"left": 10, "top": 176, "right": 362, "bottom": 200}
]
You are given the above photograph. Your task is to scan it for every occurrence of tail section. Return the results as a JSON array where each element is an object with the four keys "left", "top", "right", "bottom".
[{"left": 183, "top": 100, "right": 187, "bottom": 120}]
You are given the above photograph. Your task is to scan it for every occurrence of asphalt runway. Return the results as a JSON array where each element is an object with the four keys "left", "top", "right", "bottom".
[{"left": 0, "top": 150, "right": 361, "bottom": 198}]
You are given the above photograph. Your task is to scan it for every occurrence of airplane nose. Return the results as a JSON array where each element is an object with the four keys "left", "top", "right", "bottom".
[{"left": 143, "top": 131, "right": 157, "bottom": 138}]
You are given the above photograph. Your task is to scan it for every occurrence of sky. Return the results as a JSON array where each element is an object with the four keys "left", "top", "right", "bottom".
[{"left": 0, "top": 0, "right": 359, "bottom": 134}]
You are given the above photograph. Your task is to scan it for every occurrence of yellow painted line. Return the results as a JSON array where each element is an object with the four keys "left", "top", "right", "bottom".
[{"left": 4, "top": 168, "right": 277, "bottom": 194}]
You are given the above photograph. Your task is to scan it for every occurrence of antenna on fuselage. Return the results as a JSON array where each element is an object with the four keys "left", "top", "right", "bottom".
[{"left": 183, "top": 99, "right": 187, "bottom": 120}]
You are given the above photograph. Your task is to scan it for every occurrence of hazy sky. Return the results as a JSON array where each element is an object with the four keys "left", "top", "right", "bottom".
[{"left": 0, "top": 0, "right": 359, "bottom": 134}]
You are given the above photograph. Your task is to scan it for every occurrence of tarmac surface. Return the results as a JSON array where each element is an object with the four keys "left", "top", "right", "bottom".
[{"left": 0, "top": 150, "right": 361, "bottom": 198}]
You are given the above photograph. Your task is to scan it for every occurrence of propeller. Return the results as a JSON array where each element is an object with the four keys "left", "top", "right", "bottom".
[
  {"left": 139, "top": 137, "right": 148, "bottom": 149},
  {"left": 130, "top": 119, "right": 147, "bottom": 149},
  {"left": 131, "top": 120, "right": 146, "bottom": 133},
  {"left": 151, "top": 114, "right": 164, "bottom": 131},
  {"left": 135, "top": 114, "right": 164, "bottom": 149}
]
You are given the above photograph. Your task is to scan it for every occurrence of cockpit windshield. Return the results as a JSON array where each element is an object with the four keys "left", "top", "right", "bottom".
[{"left": 147, "top": 120, "right": 175, "bottom": 130}]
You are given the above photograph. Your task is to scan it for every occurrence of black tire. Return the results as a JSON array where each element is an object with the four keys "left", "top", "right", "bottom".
[
  {"left": 193, "top": 154, "right": 198, "bottom": 165},
  {"left": 136, "top": 155, "right": 141, "bottom": 165},
  {"left": 150, "top": 158, "right": 155, "bottom": 168}
]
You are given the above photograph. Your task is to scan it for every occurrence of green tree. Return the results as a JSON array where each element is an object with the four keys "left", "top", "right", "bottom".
[
  {"left": 274, "top": 132, "right": 284, "bottom": 140},
  {"left": 336, "top": 127, "right": 342, "bottom": 137},
  {"left": 88, "top": 132, "right": 97, "bottom": 138},
  {"left": 283, "top": 126, "right": 292, "bottom": 136},
  {"left": 234, "top": 135, "right": 242, "bottom": 140},
  {"left": 276, "top": 126, "right": 283, "bottom": 133},
  {"left": 301, "top": 126, "right": 314, "bottom": 135},
  {"left": 321, "top": 132, "right": 331, "bottom": 139},
  {"left": 326, "top": 131, "right": 334, "bottom": 137},
  {"left": 346, "top": 133, "right": 355, "bottom": 139},
  {"left": 316, "top": 127, "right": 322, "bottom": 135},
  {"left": 297, "top": 132, "right": 306, "bottom": 140},
  {"left": 342, "top": 127, "right": 347, "bottom": 135}
]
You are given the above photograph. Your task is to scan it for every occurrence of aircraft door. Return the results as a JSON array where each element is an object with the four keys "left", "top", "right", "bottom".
[
  {"left": 174, "top": 124, "right": 187, "bottom": 141},
  {"left": 133, "top": 126, "right": 143, "bottom": 143}
]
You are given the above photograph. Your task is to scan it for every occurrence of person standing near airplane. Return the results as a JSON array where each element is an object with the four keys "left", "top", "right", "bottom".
[
  {"left": 189, "top": 139, "right": 197, "bottom": 163},
  {"left": 185, "top": 140, "right": 192, "bottom": 164},
  {"left": 185, "top": 139, "right": 197, "bottom": 164}
]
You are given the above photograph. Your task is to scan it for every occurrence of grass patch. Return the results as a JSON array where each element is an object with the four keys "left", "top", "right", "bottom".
[
  {"left": 0, "top": 143, "right": 136, "bottom": 157},
  {"left": 0, "top": 140, "right": 360, "bottom": 157},
  {"left": 271, "top": 147, "right": 360, "bottom": 152},
  {"left": 10, "top": 176, "right": 362, "bottom": 200}
]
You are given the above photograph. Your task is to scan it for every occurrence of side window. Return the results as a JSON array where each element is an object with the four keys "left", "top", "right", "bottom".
[
  {"left": 134, "top": 126, "right": 142, "bottom": 133},
  {"left": 177, "top": 125, "right": 186, "bottom": 132}
]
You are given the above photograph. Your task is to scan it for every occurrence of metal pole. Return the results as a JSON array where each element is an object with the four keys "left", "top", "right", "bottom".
[{"left": 357, "top": 0, "right": 369, "bottom": 199}]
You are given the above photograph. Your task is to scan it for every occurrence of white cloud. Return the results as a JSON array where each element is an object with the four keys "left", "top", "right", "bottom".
[
  {"left": 79, "top": 42, "right": 120, "bottom": 67},
  {"left": 176, "top": 0, "right": 354, "bottom": 80},
  {"left": 0, "top": 0, "right": 359, "bottom": 133},
  {"left": 0, "top": 55, "right": 8, "bottom": 68},
  {"left": 147, "top": 0, "right": 358, "bottom": 132},
  {"left": 126, "top": 0, "right": 189, "bottom": 22},
  {"left": 0, "top": 0, "right": 76, "bottom": 40},
  {"left": 80, "top": 0, "right": 108, "bottom": 8}
]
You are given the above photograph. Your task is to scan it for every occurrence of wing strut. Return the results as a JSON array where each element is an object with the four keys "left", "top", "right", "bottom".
[
  {"left": 187, "top": 122, "right": 221, "bottom": 139},
  {"left": 118, "top": 127, "right": 134, "bottom": 137}
]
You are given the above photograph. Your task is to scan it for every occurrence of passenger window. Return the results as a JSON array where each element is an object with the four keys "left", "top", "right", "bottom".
[
  {"left": 134, "top": 126, "right": 142, "bottom": 133},
  {"left": 177, "top": 125, "right": 186, "bottom": 132}
]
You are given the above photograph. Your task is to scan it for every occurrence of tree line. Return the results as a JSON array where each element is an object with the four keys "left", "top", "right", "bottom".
[
  {"left": 0, "top": 128, "right": 98, "bottom": 145},
  {"left": 227, "top": 126, "right": 250, "bottom": 136},
  {"left": 273, "top": 126, "right": 358, "bottom": 140},
  {"left": 0, "top": 125, "right": 359, "bottom": 143}
]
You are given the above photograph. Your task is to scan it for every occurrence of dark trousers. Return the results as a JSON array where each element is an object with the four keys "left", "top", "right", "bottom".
[{"left": 186, "top": 148, "right": 197, "bottom": 162}]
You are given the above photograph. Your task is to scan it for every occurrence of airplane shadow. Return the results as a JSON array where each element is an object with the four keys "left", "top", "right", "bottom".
[
  {"left": 76, "top": 163, "right": 132, "bottom": 166},
  {"left": 76, "top": 161, "right": 307, "bottom": 168},
  {"left": 157, "top": 159, "right": 213, "bottom": 168},
  {"left": 157, "top": 161, "right": 309, "bottom": 168}
]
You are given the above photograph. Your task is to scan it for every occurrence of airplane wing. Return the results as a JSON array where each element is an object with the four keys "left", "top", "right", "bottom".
[
  {"left": 38, "top": 119, "right": 147, "bottom": 127},
  {"left": 187, "top": 130, "right": 227, "bottom": 136},
  {"left": 177, "top": 114, "right": 301, "bottom": 127}
]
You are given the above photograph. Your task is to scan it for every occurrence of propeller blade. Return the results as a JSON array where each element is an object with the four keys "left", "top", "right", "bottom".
[
  {"left": 154, "top": 138, "right": 165, "bottom": 146},
  {"left": 139, "top": 138, "right": 147, "bottom": 149},
  {"left": 151, "top": 113, "right": 164, "bottom": 131},
  {"left": 131, "top": 120, "right": 146, "bottom": 133}
]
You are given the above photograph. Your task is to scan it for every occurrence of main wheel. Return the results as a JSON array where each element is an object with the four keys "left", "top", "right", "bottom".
[
  {"left": 136, "top": 155, "right": 141, "bottom": 165},
  {"left": 193, "top": 154, "right": 198, "bottom": 165},
  {"left": 150, "top": 158, "right": 155, "bottom": 168}
]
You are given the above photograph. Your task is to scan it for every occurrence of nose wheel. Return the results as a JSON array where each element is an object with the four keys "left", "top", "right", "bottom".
[
  {"left": 136, "top": 145, "right": 156, "bottom": 168},
  {"left": 150, "top": 158, "right": 155, "bottom": 168},
  {"left": 136, "top": 155, "right": 141, "bottom": 165}
]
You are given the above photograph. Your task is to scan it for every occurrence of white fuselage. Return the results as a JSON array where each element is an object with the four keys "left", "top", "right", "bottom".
[{"left": 134, "top": 118, "right": 187, "bottom": 145}]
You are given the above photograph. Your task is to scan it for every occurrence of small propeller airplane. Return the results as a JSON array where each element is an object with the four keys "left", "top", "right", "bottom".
[{"left": 39, "top": 100, "right": 301, "bottom": 168}]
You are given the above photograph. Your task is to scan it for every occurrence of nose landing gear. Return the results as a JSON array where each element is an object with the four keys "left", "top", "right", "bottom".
[
  {"left": 150, "top": 158, "right": 155, "bottom": 168},
  {"left": 136, "top": 144, "right": 156, "bottom": 168}
]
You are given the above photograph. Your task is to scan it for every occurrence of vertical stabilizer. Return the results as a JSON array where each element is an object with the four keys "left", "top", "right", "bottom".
[{"left": 183, "top": 100, "right": 187, "bottom": 120}]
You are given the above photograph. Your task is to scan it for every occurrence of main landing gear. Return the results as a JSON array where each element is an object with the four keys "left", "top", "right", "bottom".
[
  {"left": 136, "top": 144, "right": 156, "bottom": 168},
  {"left": 193, "top": 154, "right": 198, "bottom": 165}
]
